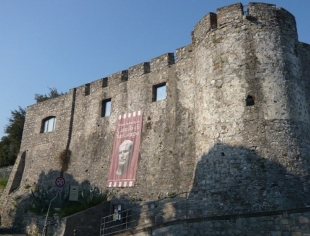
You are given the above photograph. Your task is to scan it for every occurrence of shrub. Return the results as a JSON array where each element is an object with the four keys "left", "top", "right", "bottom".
[
  {"left": 28, "top": 186, "right": 107, "bottom": 217},
  {"left": 0, "top": 176, "right": 9, "bottom": 189}
]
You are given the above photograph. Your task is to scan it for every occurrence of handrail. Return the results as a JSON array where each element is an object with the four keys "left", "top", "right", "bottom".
[{"left": 100, "top": 180, "right": 310, "bottom": 235}]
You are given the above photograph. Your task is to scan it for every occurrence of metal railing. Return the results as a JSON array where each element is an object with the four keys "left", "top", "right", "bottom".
[{"left": 100, "top": 180, "right": 310, "bottom": 235}]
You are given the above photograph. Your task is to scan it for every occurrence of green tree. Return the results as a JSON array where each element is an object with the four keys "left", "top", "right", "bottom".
[
  {"left": 0, "top": 136, "right": 15, "bottom": 166},
  {"left": 35, "top": 87, "right": 65, "bottom": 103},
  {"left": 0, "top": 88, "right": 64, "bottom": 167},
  {"left": 0, "top": 107, "right": 26, "bottom": 167}
]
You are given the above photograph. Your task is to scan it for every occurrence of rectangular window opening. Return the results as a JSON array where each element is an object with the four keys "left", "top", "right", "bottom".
[
  {"left": 102, "top": 77, "right": 108, "bottom": 88},
  {"left": 152, "top": 83, "right": 166, "bottom": 102},
  {"left": 102, "top": 99, "right": 112, "bottom": 117},
  {"left": 85, "top": 83, "right": 90, "bottom": 96},
  {"left": 121, "top": 70, "right": 128, "bottom": 82}
]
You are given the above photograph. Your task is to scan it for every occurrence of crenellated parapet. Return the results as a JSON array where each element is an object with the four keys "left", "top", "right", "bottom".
[
  {"left": 175, "top": 44, "right": 192, "bottom": 62},
  {"left": 128, "top": 62, "right": 150, "bottom": 78},
  {"left": 247, "top": 2, "right": 277, "bottom": 22},
  {"left": 192, "top": 3, "right": 244, "bottom": 45},
  {"left": 191, "top": 13, "right": 217, "bottom": 45},
  {"left": 150, "top": 52, "right": 175, "bottom": 71},
  {"left": 216, "top": 3, "right": 244, "bottom": 27},
  {"left": 2, "top": 3, "right": 310, "bottom": 231},
  {"left": 192, "top": 2, "right": 298, "bottom": 45},
  {"left": 68, "top": 3, "right": 300, "bottom": 99},
  {"left": 72, "top": 52, "right": 179, "bottom": 98}
]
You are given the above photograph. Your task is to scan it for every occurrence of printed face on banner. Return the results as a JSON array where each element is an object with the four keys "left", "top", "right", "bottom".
[
  {"left": 107, "top": 111, "right": 143, "bottom": 188},
  {"left": 116, "top": 140, "right": 133, "bottom": 176}
]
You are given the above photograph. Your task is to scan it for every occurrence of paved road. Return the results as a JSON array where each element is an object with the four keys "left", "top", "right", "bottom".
[{"left": 0, "top": 228, "right": 26, "bottom": 236}]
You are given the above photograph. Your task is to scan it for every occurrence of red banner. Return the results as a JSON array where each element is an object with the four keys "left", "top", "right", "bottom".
[{"left": 107, "top": 111, "right": 143, "bottom": 187}]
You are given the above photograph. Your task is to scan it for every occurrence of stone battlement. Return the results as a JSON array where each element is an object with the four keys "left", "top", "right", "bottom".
[
  {"left": 2, "top": 2, "right": 310, "bottom": 234},
  {"left": 193, "top": 2, "right": 297, "bottom": 44},
  {"left": 67, "top": 2, "right": 299, "bottom": 98}
]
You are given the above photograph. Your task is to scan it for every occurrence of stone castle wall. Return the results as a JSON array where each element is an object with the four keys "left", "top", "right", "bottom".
[
  {"left": 0, "top": 166, "right": 13, "bottom": 178},
  {"left": 192, "top": 2, "right": 310, "bottom": 214},
  {"left": 1, "top": 2, "right": 310, "bottom": 233}
]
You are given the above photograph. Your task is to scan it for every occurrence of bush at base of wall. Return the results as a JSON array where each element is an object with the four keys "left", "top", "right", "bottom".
[
  {"left": 28, "top": 186, "right": 107, "bottom": 218},
  {"left": 0, "top": 176, "right": 9, "bottom": 189}
]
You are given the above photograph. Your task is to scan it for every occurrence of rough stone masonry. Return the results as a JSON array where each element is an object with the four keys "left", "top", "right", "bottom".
[{"left": 1, "top": 2, "right": 310, "bottom": 234}]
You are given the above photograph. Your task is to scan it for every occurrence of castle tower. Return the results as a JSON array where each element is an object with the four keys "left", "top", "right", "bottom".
[
  {"left": 1, "top": 2, "right": 310, "bottom": 232},
  {"left": 192, "top": 3, "right": 310, "bottom": 211}
]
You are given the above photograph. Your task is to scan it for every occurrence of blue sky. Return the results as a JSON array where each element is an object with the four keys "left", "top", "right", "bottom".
[{"left": 0, "top": 1, "right": 309, "bottom": 138}]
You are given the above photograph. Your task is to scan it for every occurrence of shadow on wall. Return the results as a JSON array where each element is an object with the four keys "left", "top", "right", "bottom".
[
  {"left": 8, "top": 151, "right": 26, "bottom": 194},
  {"left": 7, "top": 143, "right": 310, "bottom": 235},
  {"left": 5, "top": 169, "right": 107, "bottom": 235},
  {"left": 101, "top": 143, "right": 310, "bottom": 235},
  {"left": 189, "top": 143, "right": 309, "bottom": 215}
]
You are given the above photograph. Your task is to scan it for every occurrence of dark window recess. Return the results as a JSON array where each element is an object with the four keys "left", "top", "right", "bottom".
[
  {"left": 246, "top": 95, "right": 255, "bottom": 106},
  {"left": 102, "top": 99, "right": 112, "bottom": 117},
  {"left": 41, "top": 116, "right": 56, "bottom": 133},
  {"left": 121, "top": 70, "right": 128, "bottom": 82},
  {"left": 167, "top": 53, "right": 175, "bottom": 65},
  {"left": 85, "top": 83, "right": 90, "bottom": 96},
  {"left": 143, "top": 62, "right": 151, "bottom": 74},
  {"left": 152, "top": 83, "right": 166, "bottom": 102},
  {"left": 102, "top": 77, "right": 108, "bottom": 88}
]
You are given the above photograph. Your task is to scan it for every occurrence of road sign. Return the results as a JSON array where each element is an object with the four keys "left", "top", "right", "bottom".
[
  {"left": 69, "top": 185, "right": 79, "bottom": 201},
  {"left": 55, "top": 176, "right": 65, "bottom": 187}
]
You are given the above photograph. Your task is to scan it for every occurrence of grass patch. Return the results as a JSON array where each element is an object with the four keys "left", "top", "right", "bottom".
[{"left": 0, "top": 176, "right": 9, "bottom": 189}]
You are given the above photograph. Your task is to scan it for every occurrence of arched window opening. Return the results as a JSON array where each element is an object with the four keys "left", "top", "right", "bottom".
[
  {"left": 41, "top": 116, "right": 56, "bottom": 133},
  {"left": 246, "top": 95, "right": 255, "bottom": 106}
]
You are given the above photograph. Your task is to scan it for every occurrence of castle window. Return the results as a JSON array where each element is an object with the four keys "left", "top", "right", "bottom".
[
  {"left": 153, "top": 83, "right": 166, "bottom": 102},
  {"left": 41, "top": 116, "right": 56, "bottom": 133},
  {"left": 85, "top": 83, "right": 90, "bottom": 96},
  {"left": 102, "top": 77, "right": 108, "bottom": 88},
  {"left": 102, "top": 99, "right": 112, "bottom": 117},
  {"left": 121, "top": 70, "right": 128, "bottom": 82},
  {"left": 246, "top": 95, "right": 255, "bottom": 106}
]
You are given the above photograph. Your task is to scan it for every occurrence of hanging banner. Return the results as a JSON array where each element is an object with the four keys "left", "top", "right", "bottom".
[{"left": 107, "top": 111, "right": 143, "bottom": 187}]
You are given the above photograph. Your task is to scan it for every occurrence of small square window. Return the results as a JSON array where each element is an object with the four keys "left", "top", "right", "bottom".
[
  {"left": 153, "top": 83, "right": 166, "bottom": 102},
  {"left": 102, "top": 99, "right": 111, "bottom": 117}
]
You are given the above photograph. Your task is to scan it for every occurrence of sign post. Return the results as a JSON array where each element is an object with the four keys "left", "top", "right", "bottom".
[{"left": 43, "top": 176, "right": 66, "bottom": 236}]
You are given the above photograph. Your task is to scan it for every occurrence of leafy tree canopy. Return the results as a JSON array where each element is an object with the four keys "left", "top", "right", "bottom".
[
  {"left": 0, "top": 107, "right": 25, "bottom": 167},
  {"left": 35, "top": 87, "right": 65, "bottom": 103},
  {"left": 0, "top": 88, "right": 64, "bottom": 167}
]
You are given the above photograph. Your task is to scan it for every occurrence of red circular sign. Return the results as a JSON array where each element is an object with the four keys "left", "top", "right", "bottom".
[{"left": 55, "top": 177, "right": 65, "bottom": 187}]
